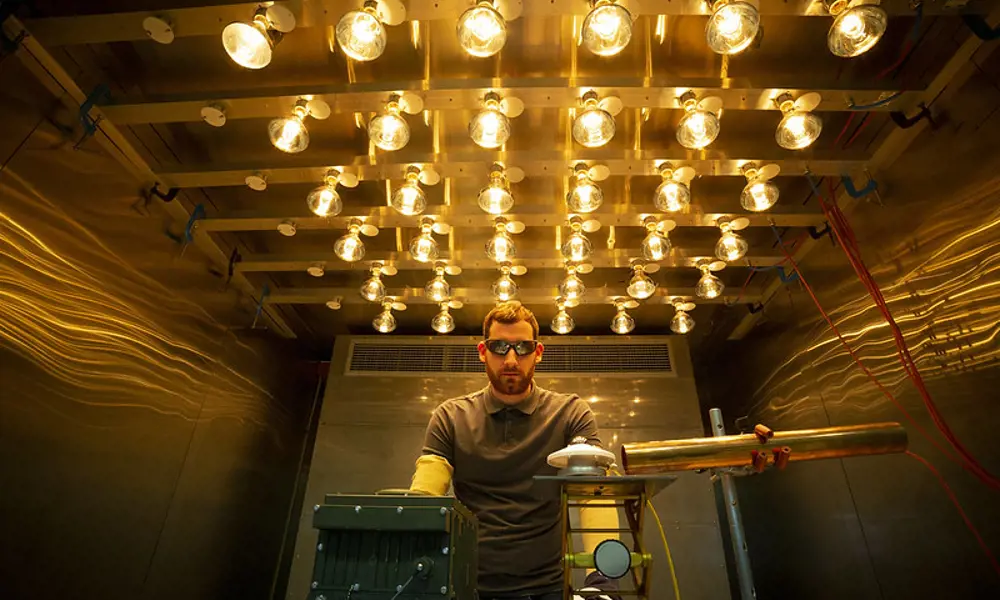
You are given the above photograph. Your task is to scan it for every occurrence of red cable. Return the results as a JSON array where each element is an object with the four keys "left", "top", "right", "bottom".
[
  {"left": 816, "top": 182, "right": 1000, "bottom": 490},
  {"left": 907, "top": 451, "right": 1000, "bottom": 577},
  {"left": 833, "top": 112, "right": 857, "bottom": 148},
  {"left": 844, "top": 113, "right": 872, "bottom": 149},
  {"left": 768, "top": 228, "right": 966, "bottom": 470}
]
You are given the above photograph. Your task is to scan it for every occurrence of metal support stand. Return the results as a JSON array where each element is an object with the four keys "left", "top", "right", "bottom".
[{"left": 709, "top": 408, "right": 756, "bottom": 600}]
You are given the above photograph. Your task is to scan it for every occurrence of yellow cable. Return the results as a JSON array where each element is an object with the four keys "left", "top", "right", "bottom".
[{"left": 646, "top": 500, "right": 682, "bottom": 600}]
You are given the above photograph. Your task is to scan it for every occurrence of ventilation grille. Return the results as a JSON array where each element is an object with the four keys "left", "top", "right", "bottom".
[{"left": 347, "top": 342, "right": 672, "bottom": 375}]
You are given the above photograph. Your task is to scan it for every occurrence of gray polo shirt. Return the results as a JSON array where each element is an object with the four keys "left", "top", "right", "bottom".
[{"left": 421, "top": 384, "right": 601, "bottom": 597}]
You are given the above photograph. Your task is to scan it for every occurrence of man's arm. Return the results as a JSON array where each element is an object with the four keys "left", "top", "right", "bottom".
[{"left": 409, "top": 406, "right": 455, "bottom": 496}]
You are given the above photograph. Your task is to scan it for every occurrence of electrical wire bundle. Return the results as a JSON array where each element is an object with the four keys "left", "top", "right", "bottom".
[{"left": 767, "top": 177, "right": 1000, "bottom": 576}]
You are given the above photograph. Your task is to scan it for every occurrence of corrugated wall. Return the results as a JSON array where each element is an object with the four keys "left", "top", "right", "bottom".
[
  {"left": 702, "top": 45, "right": 1000, "bottom": 599},
  {"left": 286, "top": 335, "right": 732, "bottom": 600},
  {"left": 0, "top": 59, "right": 318, "bottom": 600}
]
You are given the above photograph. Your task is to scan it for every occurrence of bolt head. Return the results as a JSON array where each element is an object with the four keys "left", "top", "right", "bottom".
[
  {"left": 396, "top": 585, "right": 403, "bottom": 592},
  {"left": 442, "top": 547, "right": 449, "bottom": 555},
  {"left": 397, "top": 506, "right": 403, "bottom": 513},
  {"left": 311, "top": 581, "right": 318, "bottom": 589},
  {"left": 317, "top": 596, "right": 326, "bottom": 600},
  {"left": 355, "top": 505, "right": 362, "bottom": 513},
  {"left": 439, "top": 507, "right": 447, "bottom": 515},
  {"left": 313, "top": 504, "right": 320, "bottom": 512},
  {"left": 440, "top": 586, "right": 448, "bottom": 594},
  {"left": 317, "top": 543, "right": 324, "bottom": 551}
]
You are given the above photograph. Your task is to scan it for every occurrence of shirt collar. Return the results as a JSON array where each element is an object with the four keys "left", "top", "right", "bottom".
[{"left": 483, "top": 384, "right": 540, "bottom": 415}]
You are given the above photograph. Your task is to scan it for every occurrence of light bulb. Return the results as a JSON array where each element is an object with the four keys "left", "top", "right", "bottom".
[
  {"left": 456, "top": 2, "right": 507, "bottom": 57},
  {"left": 391, "top": 183, "right": 426, "bottom": 216},
  {"left": 627, "top": 270, "right": 657, "bottom": 300},
  {"left": 478, "top": 185, "right": 514, "bottom": 214},
  {"left": 567, "top": 181, "right": 604, "bottom": 213},
  {"left": 828, "top": 5, "right": 887, "bottom": 58},
  {"left": 641, "top": 231, "right": 671, "bottom": 261},
  {"left": 551, "top": 310, "right": 575, "bottom": 334},
  {"left": 268, "top": 113, "right": 309, "bottom": 153},
  {"left": 559, "top": 274, "right": 587, "bottom": 300},
  {"left": 409, "top": 233, "right": 439, "bottom": 263},
  {"left": 582, "top": 1, "right": 633, "bottom": 57},
  {"left": 425, "top": 274, "right": 451, "bottom": 303},
  {"left": 611, "top": 309, "right": 635, "bottom": 334},
  {"left": 336, "top": 5, "right": 387, "bottom": 62},
  {"left": 335, "top": 231, "right": 365, "bottom": 262},
  {"left": 676, "top": 109, "right": 720, "bottom": 149},
  {"left": 486, "top": 232, "right": 516, "bottom": 262},
  {"left": 776, "top": 111, "right": 823, "bottom": 150},
  {"left": 492, "top": 274, "right": 518, "bottom": 301},
  {"left": 696, "top": 269, "right": 725, "bottom": 299},
  {"left": 671, "top": 310, "right": 695, "bottom": 334},
  {"left": 360, "top": 276, "right": 386, "bottom": 303},
  {"left": 561, "top": 232, "right": 593, "bottom": 262},
  {"left": 432, "top": 309, "right": 456, "bottom": 334},
  {"left": 373, "top": 309, "right": 396, "bottom": 333},
  {"left": 573, "top": 106, "right": 616, "bottom": 148},
  {"left": 222, "top": 19, "right": 273, "bottom": 69},
  {"left": 369, "top": 107, "right": 410, "bottom": 151},
  {"left": 741, "top": 180, "right": 779, "bottom": 212},
  {"left": 306, "top": 185, "right": 342, "bottom": 217},
  {"left": 716, "top": 229, "right": 748, "bottom": 262},
  {"left": 653, "top": 180, "right": 691, "bottom": 212},
  {"left": 469, "top": 105, "right": 511, "bottom": 149},
  {"left": 706, "top": 1, "right": 759, "bottom": 55}
]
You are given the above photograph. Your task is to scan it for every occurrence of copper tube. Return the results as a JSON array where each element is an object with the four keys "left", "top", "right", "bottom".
[{"left": 621, "top": 422, "right": 907, "bottom": 473}]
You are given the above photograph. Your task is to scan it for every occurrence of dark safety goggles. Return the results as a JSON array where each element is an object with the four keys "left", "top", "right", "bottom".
[{"left": 484, "top": 339, "right": 539, "bottom": 357}]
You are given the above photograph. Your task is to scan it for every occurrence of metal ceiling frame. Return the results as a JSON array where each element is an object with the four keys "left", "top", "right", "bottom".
[
  {"left": 103, "top": 78, "right": 916, "bottom": 124},
  {"left": 159, "top": 155, "right": 867, "bottom": 188},
  {"left": 3, "top": 15, "right": 299, "bottom": 339},
  {"left": 23, "top": 0, "right": 974, "bottom": 47},
  {"left": 232, "top": 248, "right": 786, "bottom": 274},
  {"left": 265, "top": 286, "right": 757, "bottom": 306}
]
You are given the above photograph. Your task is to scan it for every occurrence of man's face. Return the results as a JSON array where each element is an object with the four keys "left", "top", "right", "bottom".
[{"left": 478, "top": 319, "right": 543, "bottom": 400}]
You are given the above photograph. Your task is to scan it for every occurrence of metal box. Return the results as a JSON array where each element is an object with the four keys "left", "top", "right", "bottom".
[{"left": 308, "top": 494, "right": 478, "bottom": 600}]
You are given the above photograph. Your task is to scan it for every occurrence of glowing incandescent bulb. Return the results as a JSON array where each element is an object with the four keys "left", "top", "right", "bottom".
[
  {"left": 306, "top": 170, "right": 343, "bottom": 217},
  {"left": 432, "top": 304, "right": 456, "bottom": 334},
  {"left": 561, "top": 231, "right": 593, "bottom": 262},
  {"left": 670, "top": 300, "right": 696, "bottom": 334},
  {"left": 478, "top": 163, "right": 514, "bottom": 214},
  {"left": 827, "top": 1, "right": 887, "bottom": 58},
  {"left": 640, "top": 217, "right": 672, "bottom": 261},
  {"left": 695, "top": 262, "right": 725, "bottom": 299},
  {"left": 369, "top": 96, "right": 410, "bottom": 151},
  {"left": 705, "top": 1, "right": 760, "bottom": 55},
  {"left": 559, "top": 269, "right": 586, "bottom": 301},
  {"left": 715, "top": 220, "right": 748, "bottom": 262},
  {"left": 611, "top": 305, "right": 635, "bottom": 335},
  {"left": 425, "top": 265, "right": 452, "bottom": 303},
  {"left": 372, "top": 302, "right": 397, "bottom": 333},
  {"left": 573, "top": 91, "right": 616, "bottom": 148},
  {"left": 336, "top": 1, "right": 387, "bottom": 62},
  {"left": 551, "top": 298, "right": 576, "bottom": 334},
  {"left": 269, "top": 101, "right": 310, "bottom": 153},
  {"left": 582, "top": 0, "right": 633, "bottom": 57},
  {"left": 740, "top": 163, "right": 780, "bottom": 212},
  {"left": 486, "top": 220, "right": 517, "bottom": 263},
  {"left": 409, "top": 220, "right": 440, "bottom": 263},
  {"left": 470, "top": 92, "right": 511, "bottom": 149},
  {"left": 775, "top": 93, "right": 822, "bottom": 150},
  {"left": 359, "top": 264, "right": 389, "bottom": 303},
  {"left": 567, "top": 164, "right": 604, "bottom": 213},
  {"left": 457, "top": 1, "right": 507, "bottom": 57},
  {"left": 391, "top": 167, "right": 427, "bottom": 216},
  {"left": 335, "top": 220, "right": 369, "bottom": 262},
  {"left": 676, "top": 92, "right": 721, "bottom": 150},
  {"left": 627, "top": 265, "right": 657, "bottom": 300},
  {"left": 492, "top": 272, "right": 518, "bottom": 302},
  {"left": 222, "top": 5, "right": 294, "bottom": 69}
]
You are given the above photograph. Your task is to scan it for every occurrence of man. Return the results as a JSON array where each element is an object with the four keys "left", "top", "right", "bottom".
[{"left": 410, "top": 302, "right": 620, "bottom": 600}]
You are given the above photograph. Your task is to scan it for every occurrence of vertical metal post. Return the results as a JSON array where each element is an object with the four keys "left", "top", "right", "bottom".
[{"left": 709, "top": 408, "right": 756, "bottom": 600}]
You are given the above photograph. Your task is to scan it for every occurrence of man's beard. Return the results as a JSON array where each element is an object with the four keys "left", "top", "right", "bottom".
[{"left": 487, "top": 362, "right": 535, "bottom": 397}]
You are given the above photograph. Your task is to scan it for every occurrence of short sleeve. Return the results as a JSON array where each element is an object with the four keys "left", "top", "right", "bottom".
[
  {"left": 421, "top": 405, "right": 455, "bottom": 463},
  {"left": 565, "top": 396, "right": 602, "bottom": 447}
]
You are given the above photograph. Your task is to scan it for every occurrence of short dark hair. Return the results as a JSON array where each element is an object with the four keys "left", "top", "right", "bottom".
[{"left": 483, "top": 301, "right": 539, "bottom": 339}]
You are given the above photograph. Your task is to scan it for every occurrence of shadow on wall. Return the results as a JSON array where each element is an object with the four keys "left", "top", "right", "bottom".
[{"left": 746, "top": 178, "right": 1000, "bottom": 423}]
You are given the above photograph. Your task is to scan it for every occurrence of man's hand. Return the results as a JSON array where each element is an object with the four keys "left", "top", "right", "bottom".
[{"left": 573, "top": 571, "right": 623, "bottom": 600}]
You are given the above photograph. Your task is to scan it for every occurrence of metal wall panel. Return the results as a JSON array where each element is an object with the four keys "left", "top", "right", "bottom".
[
  {"left": 287, "top": 335, "right": 730, "bottom": 600},
  {"left": 702, "top": 49, "right": 1000, "bottom": 600}
]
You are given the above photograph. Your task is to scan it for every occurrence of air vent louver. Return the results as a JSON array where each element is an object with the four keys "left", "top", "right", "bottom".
[{"left": 347, "top": 342, "right": 672, "bottom": 375}]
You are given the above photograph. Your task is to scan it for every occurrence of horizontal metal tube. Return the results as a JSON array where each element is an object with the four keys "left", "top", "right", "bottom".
[{"left": 621, "top": 422, "right": 908, "bottom": 473}]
